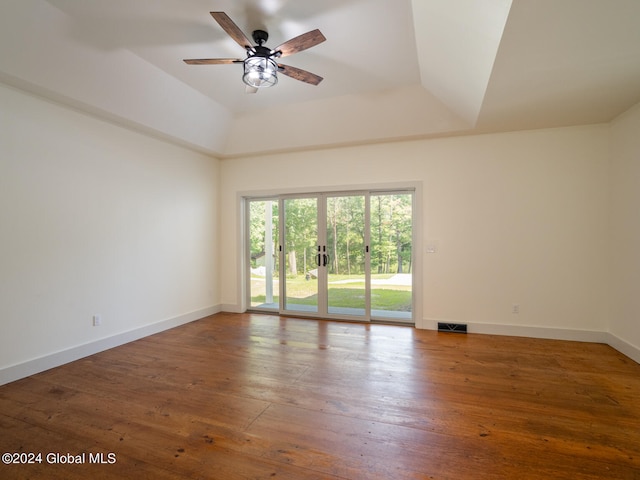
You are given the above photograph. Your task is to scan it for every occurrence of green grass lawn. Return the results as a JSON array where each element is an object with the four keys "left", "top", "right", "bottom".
[{"left": 251, "top": 274, "right": 411, "bottom": 311}]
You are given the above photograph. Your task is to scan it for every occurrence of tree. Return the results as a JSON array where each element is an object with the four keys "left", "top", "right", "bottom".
[
  {"left": 370, "top": 193, "right": 412, "bottom": 274},
  {"left": 284, "top": 198, "right": 317, "bottom": 275},
  {"left": 249, "top": 200, "right": 278, "bottom": 269},
  {"left": 326, "top": 195, "right": 365, "bottom": 276},
  {"left": 251, "top": 193, "right": 411, "bottom": 278}
]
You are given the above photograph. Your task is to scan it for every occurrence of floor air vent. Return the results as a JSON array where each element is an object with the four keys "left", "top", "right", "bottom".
[{"left": 437, "top": 323, "right": 467, "bottom": 334}]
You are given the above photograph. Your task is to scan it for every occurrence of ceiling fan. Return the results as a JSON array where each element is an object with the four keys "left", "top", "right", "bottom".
[{"left": 184, "top": 12, "right": 326, "bottom": 93}]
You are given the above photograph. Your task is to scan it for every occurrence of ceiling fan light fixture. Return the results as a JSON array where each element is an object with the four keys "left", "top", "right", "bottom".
[
  {"left": 184, "top": 13, "right": 325, "bottom": 89},
  {"left": 243, "top": 56, "right": 278, "bottom": 88}
]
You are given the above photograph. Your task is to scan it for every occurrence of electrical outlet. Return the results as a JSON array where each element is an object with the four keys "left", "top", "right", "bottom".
[
  {"left": 512, "top": 304, "right": 520, "bottom": 314},
  {"left": 93, "top": 314, "right": 102, "bottom": 326}
]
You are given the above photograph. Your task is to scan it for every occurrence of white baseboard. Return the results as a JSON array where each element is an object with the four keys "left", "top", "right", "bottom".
[
  {"left": 471, "top": 322, "right": 607, "bottom": 343},
  {"left": 422, "top": 319, "right": 639, "bottom": 364},
  {"left": 0, "top": 305, "right": 221, "bottom": 386},
  {"left": 220, "top": 303, "right": 245, "bottom": 313},
  {"left": 422, "top": 319, "right": 606, "bottom": 342},
  {"left": 606, "top": 333, "right": 640, "bottom": 364}
]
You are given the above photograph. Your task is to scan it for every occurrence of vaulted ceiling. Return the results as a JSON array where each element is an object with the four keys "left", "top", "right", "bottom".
[{"left": 2, "top": 0, "right": 640, "bottom": 158}]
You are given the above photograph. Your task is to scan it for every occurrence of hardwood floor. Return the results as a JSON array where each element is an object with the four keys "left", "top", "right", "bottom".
[{"left": 1, "top": 313, "right": 639, "bottom": 479}]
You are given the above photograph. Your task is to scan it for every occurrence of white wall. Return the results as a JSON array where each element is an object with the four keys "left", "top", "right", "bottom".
[
  {"left": 610, "top": 102, "right": 640, "bottom": 359},
  {"left": 0, "top": 83, "right": 221, "bottom": 384},
  {"left": 220, "top": 125, "right": 610, "bottom": 339}
]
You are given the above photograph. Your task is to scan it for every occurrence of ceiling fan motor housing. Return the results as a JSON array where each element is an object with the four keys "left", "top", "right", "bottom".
[{"left": 252, "top": 45, "right": 273, "bottom": 58}]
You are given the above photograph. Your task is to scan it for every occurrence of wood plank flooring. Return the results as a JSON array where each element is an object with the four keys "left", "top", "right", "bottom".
[{"left": 1, "top": 312, "right": 639, "bottom": 479}]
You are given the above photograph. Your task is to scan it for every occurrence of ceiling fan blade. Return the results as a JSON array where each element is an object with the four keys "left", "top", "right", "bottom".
[
  {"left": 278, "top": 64, "right": 323, "bottom": 85},
  {"left": 210, "top": 12, "right": 254, "bottom": 50},
  {"left": 183, "top": 58, "right": 243, "bottom": 65},
  {"left": 275, "top": 29, "right": 326, "bottom": 57}
]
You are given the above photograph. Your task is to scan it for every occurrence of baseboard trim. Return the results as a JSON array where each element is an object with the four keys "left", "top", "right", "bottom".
[
  {"left": 0, "top": 305, "right": 221, "bottom": 386},
  {"left": 606, "top": 333, "right": 640, "bottom": 364},
  {"left": 220, "top": 303, "right": 244, "bottom": 314},
  {"left": 422, "top": 319, "right": 606, "bottom": 342},
  {"left": 423, "top": 319, "right": 639, "bottom": 364}
]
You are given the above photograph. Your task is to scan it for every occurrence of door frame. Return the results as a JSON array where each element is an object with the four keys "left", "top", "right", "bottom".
[{"left": 240, "top": 182, "right": 423, "bottom": 327}]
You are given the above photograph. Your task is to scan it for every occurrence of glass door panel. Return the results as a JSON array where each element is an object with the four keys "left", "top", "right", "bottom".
[
  {"left": 326, "top": 195, "right": 367, "bottom": 317},
  {"left": 370, "top": 192, "right": 413, "bottom": 321},
  {"left": 283, "top": 197, "right": 319, "bottom": 313},
  {"left": 248, "top": 199, "right": 279, "bottom": 310},
  {"left": 247, "top": 189, "right": 414, "bottom": 324}
]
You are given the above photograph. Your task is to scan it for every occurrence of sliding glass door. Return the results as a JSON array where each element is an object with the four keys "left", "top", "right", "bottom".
[
  {"left": 247, "top": 190, "right": 413, "bottom": 323},
  {"left": 370, "top": 192, "right": 413, "bottom": 321},
  {"left": 282, "top": 196, "right": 319, "bottom": 314},
  {"left": 326, "top": 194, "right": 367, "bottom": 317},
  {"left": 248, "top": 199, "right": 279, "bottom": 310}
]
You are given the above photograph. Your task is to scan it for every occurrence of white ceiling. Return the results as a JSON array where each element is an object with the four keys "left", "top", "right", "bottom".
[{"left": 1, "top": 0, "right": 640, "bottom": 158}]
